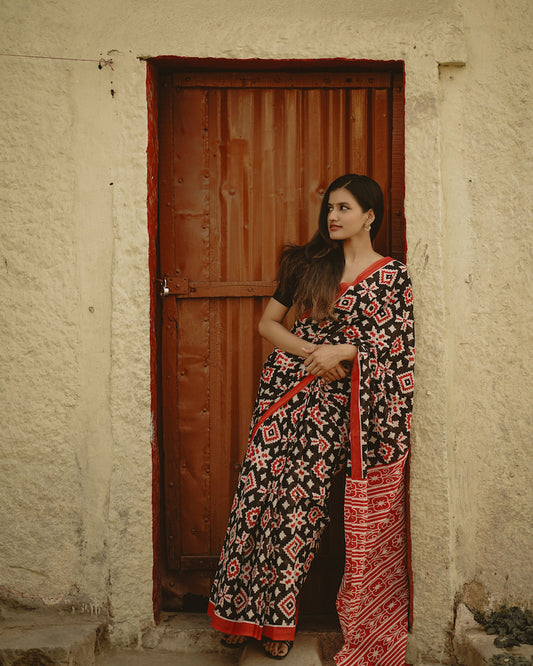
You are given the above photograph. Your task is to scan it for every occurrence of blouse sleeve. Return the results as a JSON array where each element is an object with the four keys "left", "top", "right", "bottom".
[{"left": 272, "top": 271, "right": 298, "bottom": 309}]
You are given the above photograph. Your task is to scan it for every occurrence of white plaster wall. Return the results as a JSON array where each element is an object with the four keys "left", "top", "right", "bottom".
[
  {"left": 439, "top": 0, "right": 533, "bottom": 608},
  {"left": 1, "top": 56, "right": 82, "bottom": 604},
  {"left": 0, "top": 0, "right": 530, "bottom": 661}
]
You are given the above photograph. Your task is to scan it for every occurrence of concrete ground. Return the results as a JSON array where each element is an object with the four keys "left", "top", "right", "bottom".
[{"left": 96, "top": 648, "right": 240, "bottom": 665}]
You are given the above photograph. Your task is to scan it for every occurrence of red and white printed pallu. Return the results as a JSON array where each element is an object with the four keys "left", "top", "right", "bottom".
[
  {"left": 209, "top": 257, "right": 414, "bottom": 665},
  {"left": 335, "top": 457, "right": 409, "bottom": 666}
]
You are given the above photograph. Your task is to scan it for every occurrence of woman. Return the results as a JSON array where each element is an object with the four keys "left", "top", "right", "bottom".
[{"left": 208, "top": 174, "right": 414, "bottom": 664}]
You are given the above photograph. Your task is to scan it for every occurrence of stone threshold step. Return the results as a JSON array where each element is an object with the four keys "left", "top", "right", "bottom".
[
  {"left": 143, "top": 612, "right": 341, "bottom": 659},
  {"left": 0, "top": 606, "right": 106, "bottom": 666},
  {"left": 96, "top": 636, "right": 323, "bottom": 666},
  {"left": 141, "top": 612, "right": 439, "bottom": 665}
]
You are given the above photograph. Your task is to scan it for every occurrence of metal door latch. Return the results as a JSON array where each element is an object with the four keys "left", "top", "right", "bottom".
[
  {"left": 159, "top": 278, "right": 170, "bottom": 297},
  {"left": 156, "top": 277, "right": 190, "bottom": 297}
]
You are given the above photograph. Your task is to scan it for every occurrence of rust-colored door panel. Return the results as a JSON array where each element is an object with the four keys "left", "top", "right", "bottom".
[{"left": 157, "top": 68, "right": 405, "bottom": 612}]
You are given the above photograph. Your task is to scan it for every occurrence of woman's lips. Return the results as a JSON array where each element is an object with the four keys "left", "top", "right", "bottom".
[{"left": 329, "top": 225, "right": 341, "bottom": 231}]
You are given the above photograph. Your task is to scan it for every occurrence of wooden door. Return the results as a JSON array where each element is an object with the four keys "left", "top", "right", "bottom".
[{"left": 157, "top": 68, "right": 405, "bottom": 612}]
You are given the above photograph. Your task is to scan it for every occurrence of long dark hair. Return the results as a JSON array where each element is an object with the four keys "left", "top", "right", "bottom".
[{"left": 277, "top": 174, "right": 384, "bottom": 320}]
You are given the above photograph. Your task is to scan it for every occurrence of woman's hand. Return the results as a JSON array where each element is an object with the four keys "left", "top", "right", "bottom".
[
  {"left": 302, "top": 343, "right": 357, "bottom": 379},
  {"left": 322, "top": 363, "right": 349, "bottom": 383},
  {"left": 304, "top": 344, "right": 350, "bottom": 382}
]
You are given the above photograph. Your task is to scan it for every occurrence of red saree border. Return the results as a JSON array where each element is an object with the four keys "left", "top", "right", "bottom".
[
  {"left": 405, "top": 452, "right": 414, "bottom": 630},
  {"left": 348, "top": 352, "right": 363, "bottom": 481},
  {"left": 208, "top": 600, "right": 297, "bottom": 640},
  {"left": 338, "top": 255, "right": 393, "bottom": 299},
  {"left": 250, "top": 374, "right": 314, "bottom": 441}
]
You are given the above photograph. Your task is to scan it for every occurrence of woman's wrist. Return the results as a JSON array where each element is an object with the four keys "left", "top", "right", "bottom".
[
  {"left": 339, "top": 344, "right": 357, "bottom": 362},
  {"left": 300, "top": 342, "right": 317, "bottom": 358}
]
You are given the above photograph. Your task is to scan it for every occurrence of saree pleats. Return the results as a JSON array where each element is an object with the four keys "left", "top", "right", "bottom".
[{"left": 209, "top": 369, "right": 351, "bottom": 639}]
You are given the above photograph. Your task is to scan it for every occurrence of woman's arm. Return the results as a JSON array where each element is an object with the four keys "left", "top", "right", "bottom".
[
  {"left": 258, "top": 298, "right": 317, "bottom": 358},
  {"left": 258, "top": 298, "right": 355, "bottom": 382}
]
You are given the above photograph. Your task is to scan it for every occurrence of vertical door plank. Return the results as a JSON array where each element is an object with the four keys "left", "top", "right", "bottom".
[
  {"left": 302, "top": 89, "right": 326, "bottom": 241},
  {"left": 172, "top": 86, "right": 212, "bottom": 557},
  {"left": 348, "top": 89, "right": 369, "bottom": 175},
  {"left": 257, "top": 89, "right": 278, "bottom": 276},
  {"left": 222, "top": 89, "right": 254, "bottom": 493},
  {"left": 391, "top": 78, "right": 406, "bottom": 261},
  {"left": 370, "top": 88, "right": 392, "bottom": 256},
  {"left": 208, "top": 89, "right": 232, "bottom": 553},
  {"left": 176, "top": 298, "right": 211, "bottom": 556},
  {"left": 324, "top": 88, "right": 347, "bottom": 181},
  {"left": 225, "top": 88, "right": 247, "bottom": 281},
  {"left": 159, "top": 74, "right": 181, "bottom": 567},
  {"left": 172, "top": 89, "right": 210, "bottom": 277},
  {"left": 273, "top": 89, "right": 302, "bottom": 250}
]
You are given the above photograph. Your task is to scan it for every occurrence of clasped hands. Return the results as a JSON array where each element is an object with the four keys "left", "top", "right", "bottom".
[{"left": 301, "top": 343, "right": 357, "bottom": 383}]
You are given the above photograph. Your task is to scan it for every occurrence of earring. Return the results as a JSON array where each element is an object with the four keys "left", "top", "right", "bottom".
[{"left": 364, "top": 221, "right": 372, "bottom": 231}]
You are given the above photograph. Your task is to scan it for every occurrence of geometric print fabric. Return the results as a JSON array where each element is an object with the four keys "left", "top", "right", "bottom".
[{"left": 209, "top": 375, "right": 350, "bottom": 639}]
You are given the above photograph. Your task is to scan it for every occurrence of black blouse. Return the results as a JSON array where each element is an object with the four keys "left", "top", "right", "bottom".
[{"left": 272, "top": 272, "right": 298, "bottom": 309}]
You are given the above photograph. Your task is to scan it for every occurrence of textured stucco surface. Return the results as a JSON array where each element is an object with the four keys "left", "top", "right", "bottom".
[
  {"left": 440, "top": 0, "right": 533, "bottom": 608},
  {"left": 0, "top": 0, "right": 531, "bottom": 662}
]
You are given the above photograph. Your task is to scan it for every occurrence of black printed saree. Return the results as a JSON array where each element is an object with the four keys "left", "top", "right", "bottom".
[{"left": 208, "top": 256, "right": 414, "bottom": 665}]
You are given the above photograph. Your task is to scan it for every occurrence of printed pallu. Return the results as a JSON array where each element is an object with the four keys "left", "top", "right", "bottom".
[{"left": 208, "top": 256, "right": 414, "bottom": 665}]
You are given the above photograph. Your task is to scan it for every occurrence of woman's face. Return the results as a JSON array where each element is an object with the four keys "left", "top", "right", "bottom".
[{"left": 327, "top": 188, "right": 372, "bottom": 241}]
